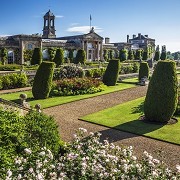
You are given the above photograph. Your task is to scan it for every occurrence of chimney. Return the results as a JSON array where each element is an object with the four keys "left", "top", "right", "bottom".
[
  {"left": 133, "top": 34, "right": 136, "bottom": 39},
  {"left": 145, "top": 35, "right": 148, "bottom": 38},
  {"left": 127, "top": 35, "right": 129, "bottom": 43},
  {"left": 105, "top": 37, "right": 110, "bottom": 44},
  {"left": 138, "top": 33, "right": 141, "bottom": 39}
]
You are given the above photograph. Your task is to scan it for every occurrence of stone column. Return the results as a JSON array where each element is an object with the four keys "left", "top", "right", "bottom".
[
  {"left": 100, "top": 42, "right": 103, "bottom": 60},
  {"left": 97, "top": 41, "right": 100, "bottom": 61},
  {"left": 20, "top": 40, "right": 24, "bottom": 65},
  {"left": 82, "top": 40, "right": 84, "bottom": 50},
  {"left": 86, "top": 41, "right": 88, "bottom": 60}
]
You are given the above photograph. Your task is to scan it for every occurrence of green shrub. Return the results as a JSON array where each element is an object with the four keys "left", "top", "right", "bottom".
[
  {"left": 0, "top": 78, "right": 2, "bottom": 89},
  {"left": 32, "top": 61, "right": 55, "bottom": 99},
  {"left": 0, "top": 64, "right": 21, "bottom": 71},
  {"left": 103, "top": 49, "right": 109, "bottom": 61},
  {"left": 0, "top": 73, "right": 28, "bottom": 89},
  {"left": 144, "top": 60, "right": 178, "bottom": 122},
  {"left": 51, "top": 78, "right": 104, "bottom": 96},
  {"left": 103, "top": 59, "right": 120, "bottom": 86},
  {"left": 31, "top": 48, "right": 42, "bottom": 65},
  {"left": 75, "top": 49, "right": 86, "bottom": 64},
  {"left": 0, "top": 47, "right": 8, "bottom": 65},
  {"left": 0, "top": 109, "right": 62, "bottom": 177},
  {"left": 138, "top": 62, "right": 149, "bottom": 81},
  {"left": 85, "top": 68, "right": 106, "bottom": 78},
  {"left": 56, "top": 65, "right": 84, "bottom": 80},
  {"left": 24, "top": 111, "right": 61, "bottom": 155},
  {"left": 54, "top": 48, "right": 64, "bottom": 66},
  {"left": 132, "top": 62, "right": 139, "bottom": 73}
]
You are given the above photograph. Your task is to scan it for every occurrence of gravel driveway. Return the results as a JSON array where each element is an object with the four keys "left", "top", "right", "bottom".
[{"left": 44, "top": 86, "right": 180, "bottom": 168}]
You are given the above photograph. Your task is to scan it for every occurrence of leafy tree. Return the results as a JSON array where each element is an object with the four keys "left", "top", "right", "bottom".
[
  {"left": 103, "top": 49, "right": 109, "bottom": 61},
  {"left": 31, "top": 48, "right": 42, "bottom": 65},
  {"left": 119, "top": 48, "right": 128, "bottom": 62},
  {"left": 144, "top": 60, "right": 178, "bottom": 122},
  {"left": 75, "top": 49, "right": 86, "bottom": 64},
  {"left": 0, "top": 48, "right": 8, "bottom": 65},
  {"left": 54, "top": 48, "right": 64, "bottom": 66}
]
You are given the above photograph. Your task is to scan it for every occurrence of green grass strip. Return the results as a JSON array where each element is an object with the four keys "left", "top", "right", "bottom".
[
  {"left": 0, "top": 78, "right": 138, "bottom": 109},
  {"left": 81, "top": 97, "right": 180, "bottom": 145}
]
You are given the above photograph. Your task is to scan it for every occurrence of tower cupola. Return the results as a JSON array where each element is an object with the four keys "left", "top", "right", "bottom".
[{"left": 42, "top": 9, "right": 56, "bottom": 38}]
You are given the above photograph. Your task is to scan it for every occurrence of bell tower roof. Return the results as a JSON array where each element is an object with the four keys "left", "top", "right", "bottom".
[
  {"left": 44, "top": 9, "right": 55, "bottom": 17},
  {"left": 42, "top": 9, "right": 56, "bottom": 39}
]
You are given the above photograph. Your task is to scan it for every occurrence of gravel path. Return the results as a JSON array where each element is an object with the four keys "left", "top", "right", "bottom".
[{"left": 44, "top": 86, "right": 180, "bottom": 168}]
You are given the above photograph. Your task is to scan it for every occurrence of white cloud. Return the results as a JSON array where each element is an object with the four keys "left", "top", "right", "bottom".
[
  {"left": 56, "top": 15, "right": 64, "bottom": 18},
  {"left": 0, "top": 35, "right": 11, "bottom": 37},
  {"left": 67, "top": 26, "right": 103, "bottom": 34},
  {"left": 70, "top": 23, "right": 79, "bottom": 26}
]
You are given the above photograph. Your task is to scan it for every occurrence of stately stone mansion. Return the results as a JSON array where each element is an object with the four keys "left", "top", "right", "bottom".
[{"left": 0, "top": 10, "right": 155, "bottom": 64}]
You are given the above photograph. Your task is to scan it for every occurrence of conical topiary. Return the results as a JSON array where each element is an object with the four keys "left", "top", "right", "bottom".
[
  {"left": 139, "top": 62, "right": 149, "bottom": 81},
  {"left": 103, "top": 59, "right": 120, "bottom": 86},
  {"left": 32, "top": 61, "right": 55, "bottom": 99},
  {"left": 144, "top": 60, "right": 178, "bottom": 122}
]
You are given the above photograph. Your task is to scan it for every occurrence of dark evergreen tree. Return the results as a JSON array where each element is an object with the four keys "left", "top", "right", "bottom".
[
  {"left": 142, "top": 50, "right": 148, "bottom": 60},
  {"left": 128, "top": 50, "right": 134, "bottom": 60},
  {"left": 138, "top": 62, "right": 149, "bottom": 81},
  {"left": 160, "top": 45, "right": 167, "bottom": 60},
  {"left": 135, "top": 49, "right": 143, "bottom": 60},
  {"left": 144, "top": 60, "right": 178, "bottom": 122},
  {"left": 0, "top": 48, "right": 8, "bottom": 65},
  {"left": 31, "top": 48, "right": 42, "bottom": 65},
  {"left": 75, "top": 49, "right": 86, "bottom": 64},
  {"left": 54, "top": 48, "right": 64, "bottom": 66},
  {"left": 154, "top": 51, "right": 160, "bottom": 61},
  {"left": 48, "top": 48, "right": 56, "bottom": 61},
  {"left": 32, "top": 61, "right": 55, "bottom": 99},
  {"left": 109, "top": 50, "right": 114, "bottom": 60},
  {"left": 103, "top": 59, "right": 120, "bottom": 86},
  {"left": 119, "top": 48, "right": 128, "bottom": 62},
  {"left": 69, "top": 49, "right": 74, "bottom": 63},
  {"left": 103, "top": 49, "right": 109, "bottom": 61}
]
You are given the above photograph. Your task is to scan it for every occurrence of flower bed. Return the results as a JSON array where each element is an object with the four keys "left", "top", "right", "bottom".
[
  {"left": 6, "top": 128, "right": 180, "bottom": 179},
  {"left": 51, "top": 78, "right": 105, "bottom": 96}
]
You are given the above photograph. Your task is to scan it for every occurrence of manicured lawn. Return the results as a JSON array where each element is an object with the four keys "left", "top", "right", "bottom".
[
  {"left": 0, "top": 78, "right": 138, "bottom": 109},
  {"left": 81, "top": 97, "right": 180, "bottom": 145}
]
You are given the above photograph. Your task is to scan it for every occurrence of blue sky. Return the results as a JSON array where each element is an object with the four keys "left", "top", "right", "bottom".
[{"left": 0, "top": 0, "right": 180, "bottom": 52}]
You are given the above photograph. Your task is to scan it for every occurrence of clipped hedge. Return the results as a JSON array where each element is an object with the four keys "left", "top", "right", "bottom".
[
  {"left": 32, "top": 61, "right": 55, "bottom": 99},
  {"left": 31, "top": 48, "right": 42, "bottom": 65},
  {"left": 138, "top": 62, "right": 149, "bottom": 81},
  {"left": 144, "top": 60, "right": 178, "bottom": 122},
  {"left": 103, "top": 59, "right": 120, "bottom": 86},
  {"left": 0, "top": 64, "right": 21, "bottom": 71},
  {"left": 74, "top": 49, "right": 86, "bottom": 64},
  {"left": 85, "top": 68, "right": 106, "bottom": 78},
  {"left": 0, "top": 73, "right": 28, "bottom": 90},
  {"left": 54, "top": 48, "right": 64, "bottom": 66}
]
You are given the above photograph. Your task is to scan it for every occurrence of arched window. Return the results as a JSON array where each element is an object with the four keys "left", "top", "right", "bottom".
[
  {"left": 8, "top": 51, "right": 14, "bottom": 64},
  {"left": 27, "top": 44, "right": 33, "bottom": 50},
  {"left": 42, "top": 49, "right": 49, "bottom": 60}
]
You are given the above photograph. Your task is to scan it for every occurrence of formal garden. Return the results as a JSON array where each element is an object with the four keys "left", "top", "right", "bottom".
[{"left": 0, "top": 47, "right": 180, "bottom": 179}]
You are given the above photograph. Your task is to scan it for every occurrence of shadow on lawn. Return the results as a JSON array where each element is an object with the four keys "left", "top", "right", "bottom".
[
  {"left": 119, "top": 81, "right": 138, "bottom": 85},
  {"left": 98, "top": 119, "right": 164, "bottom": 143},
  {"left": 11, "top": 97, "right": 34, "bottom": 104},
  {"left": 131, "top": 101, "right": 144, "bottom": 115}
]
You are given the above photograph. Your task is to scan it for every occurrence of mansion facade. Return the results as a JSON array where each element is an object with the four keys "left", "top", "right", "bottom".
[{"left": 0, "top": 10, "right": 155, "bottom": 64}]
